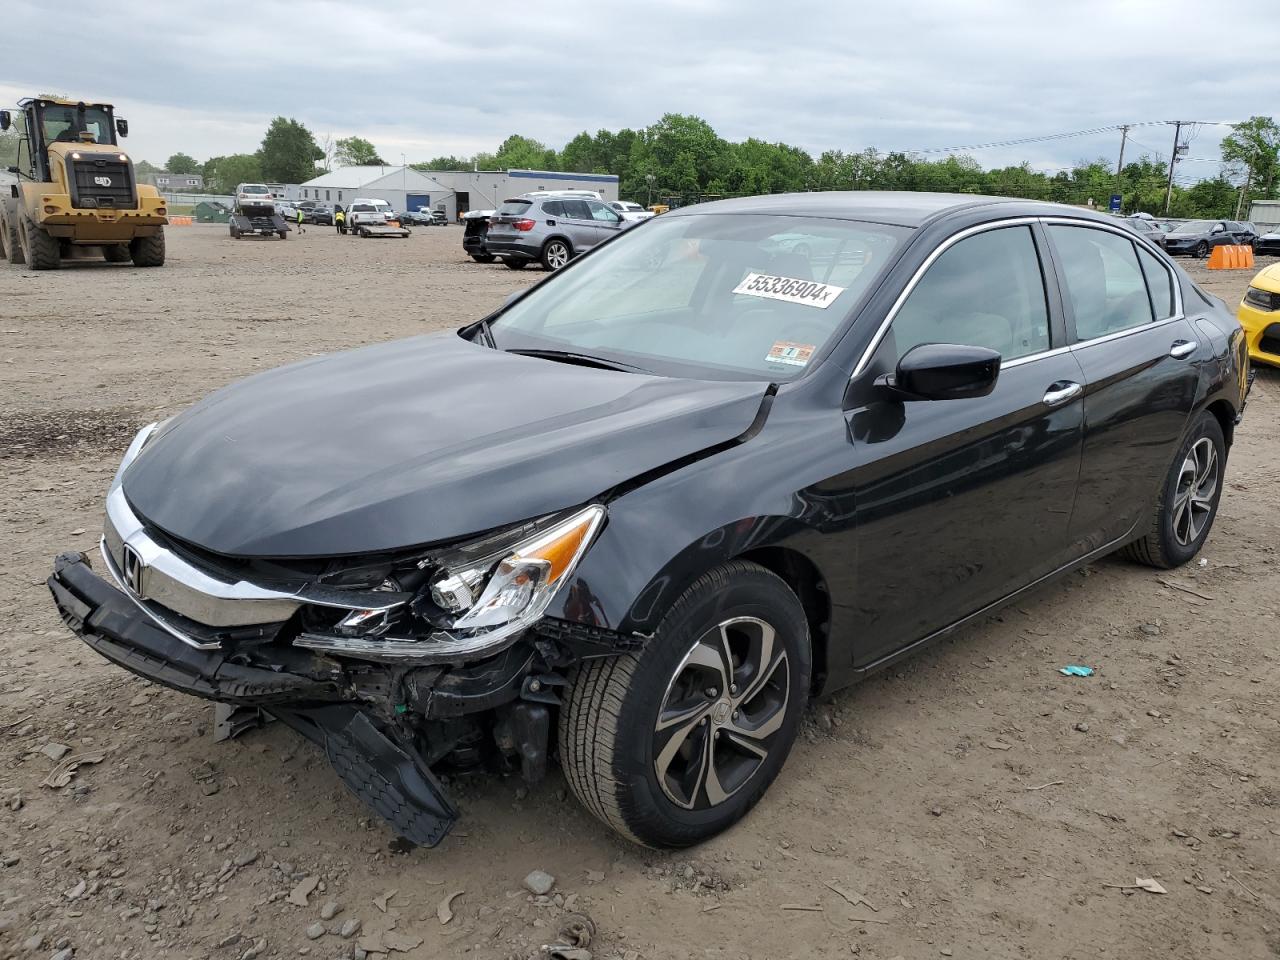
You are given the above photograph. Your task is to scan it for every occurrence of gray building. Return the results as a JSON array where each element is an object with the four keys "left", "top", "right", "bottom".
[
  {"left": 149, "top": 171, "right": 205, "bottom": 191},
  {"left": 294, "top": 166, "right": 619, "bottom": 221}
]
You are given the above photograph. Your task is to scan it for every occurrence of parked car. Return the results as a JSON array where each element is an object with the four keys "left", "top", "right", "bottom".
[
  {"left": 1238, "top": 261, "right": 1280, "bottom": 367},
  {"left": 303, "top": 202, "right": 334, "bottom": 226},
  {"left": 609, "top": 201, "right": 655, "bottom": 222},
  {"left": 1254, "top": 227, "right": 1280, "bottom": 256},
  {"left": 1120, "top": 216, "right": 1168, "bottom": 244},
  {"left": 48, "top": 192, "right": 1249, "bottom": 851},
  {"left": 1162, "top": 219, "right": 1256, "bottom": 257},
  {"left": 462, "top": 209, "right": 496, "bottom": 262},
  {"left": 400, "top": 209, "right": 434, "bottom": 226},
  {"left": 487, "top": 195, "right": 633, "bottom": 270},
  {"left": 275, "top": 199, "right": 298, "bottom": 220}
]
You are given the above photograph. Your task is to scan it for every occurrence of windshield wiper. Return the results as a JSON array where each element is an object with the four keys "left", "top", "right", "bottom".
[{"left": 507, "top": 348, "right": 651, "bottom": 375}]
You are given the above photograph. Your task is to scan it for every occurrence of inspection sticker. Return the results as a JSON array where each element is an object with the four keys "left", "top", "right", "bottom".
[
  {"left": 765, "top": 341, "right": 816, "bottom": 367},
  {"left": 733, "top": 272, "right": 846, "bottom": 309}
]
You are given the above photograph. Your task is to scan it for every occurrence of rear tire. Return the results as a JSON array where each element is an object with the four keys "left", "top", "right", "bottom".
[
  {"left": 558, "top": 560, "right": 811, "bottom": 848},
  {"left": 129, "top": 232, "right": 165, "bottom": 267},
  {"left": 471, "top": 254, "right": 496, "bottom": 264},
  {"left": 278, "top": 230, "right": 288, "bottom": 240},
  {"left": 102, "top": 245, "right": 130, "bottom": 263},
  {"left": 1121, "top": 411, "right": 1225, "bottom": 569},
  {"left": 1194, "top": 240, "right": 1209, "bottom": 258},
  {"left": 541, "top": 239, "right": 571, "bottom": 270},
  {"left": 21, "top": 216, "right": 60, "bottom": 270},
  {"left": 502, "top": 258, "right": 527, "bottom": 270}
]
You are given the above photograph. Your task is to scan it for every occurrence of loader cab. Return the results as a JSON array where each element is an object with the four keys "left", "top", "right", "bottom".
[{"left": 2, "top": 98, "right": 128, "bottom": 183}]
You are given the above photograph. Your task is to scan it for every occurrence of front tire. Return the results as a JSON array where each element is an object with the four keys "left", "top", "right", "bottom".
[
  {"left": 1194, "top": 240, "right": 1209, "bottom": 258},
  {"left": 21, "top": 216, "right": 60, "bottom": 270},
  {"left": 129, "top": 232, "right": 165, "bottom": 267},
  {"left": 1, "top": 201, "right": 23, "bottom": 264},
  {"left": 558, "top": 560, "right": 810, "bottom": 848},
  {"left": 1122, "top": 411, "right": 1225, "bottom": 569}
]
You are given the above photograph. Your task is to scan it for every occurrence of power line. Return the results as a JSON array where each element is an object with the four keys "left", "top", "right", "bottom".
[{"left": 913, "top": 120, "right": 1238, "bottom": 156}]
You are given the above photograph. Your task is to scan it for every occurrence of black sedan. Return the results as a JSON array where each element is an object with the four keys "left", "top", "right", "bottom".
[
  {"left": 48, "top": 192, "right": 1248, "bottom": 850},
  {"left": 1162, "top": 218, "right": 1255, "bottom": 257}
]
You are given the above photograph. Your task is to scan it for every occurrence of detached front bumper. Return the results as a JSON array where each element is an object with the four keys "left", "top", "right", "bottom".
[{"left": 47, "top": 551, "right": 458, "bottom": 846}]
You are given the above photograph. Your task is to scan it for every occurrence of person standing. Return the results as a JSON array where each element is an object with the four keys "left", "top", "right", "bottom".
[
  {"left": 334, "top": 206, "right": 346, "bottom": 235},
  {"left": 296, "top": 206, "right": 306, "bottom": 234}
]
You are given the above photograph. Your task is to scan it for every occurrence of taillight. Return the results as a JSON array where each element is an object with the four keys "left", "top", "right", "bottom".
[{"left": 513, "top": 219, "right": 535, "bottom": 232}]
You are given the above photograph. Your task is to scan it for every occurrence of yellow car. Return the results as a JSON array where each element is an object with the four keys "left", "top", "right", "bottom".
[{"left": 1239, "top": 262, "right": 1280, "bottom": 368}]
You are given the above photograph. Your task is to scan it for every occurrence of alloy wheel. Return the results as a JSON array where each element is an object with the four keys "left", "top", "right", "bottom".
[
  {"left": 546, "top": 242, "right": 570, "bottom": 269},
  {"left": 653, "top": 616, "right": 790, "bottom": 810},
  {"left": 1172, "top": 437, "right": 1218, "bottom": 546}
]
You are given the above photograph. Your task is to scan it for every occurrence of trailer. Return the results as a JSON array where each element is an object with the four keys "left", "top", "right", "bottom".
[
  {"left": 347, "top": 198, "right": 409, "bottom": 238},
  {"left": 352, "top": 220, "right": 410, "bottom": 238},
  {"left": 230, "top": 202, "right": 289, "bottom": 239}
]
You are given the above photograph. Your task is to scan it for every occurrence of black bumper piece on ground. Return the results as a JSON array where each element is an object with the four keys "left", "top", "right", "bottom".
[{"left": 47, "top": 551, "right": 458, "bottom": 847}]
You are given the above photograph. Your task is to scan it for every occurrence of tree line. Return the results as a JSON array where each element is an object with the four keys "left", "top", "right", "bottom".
[{"left": 5, "top": 111, "right": 1275, "bottom": 219}]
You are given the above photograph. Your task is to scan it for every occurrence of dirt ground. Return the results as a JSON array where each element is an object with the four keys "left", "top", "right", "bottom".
[{"left": 1, "top": 224, "right": 1277, "bottom": 960}]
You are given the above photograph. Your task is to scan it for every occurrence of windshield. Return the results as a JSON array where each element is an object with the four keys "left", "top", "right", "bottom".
[
  {"left": 1171, "top": 220, "right": 1214, "bottom": 234},
  {"left": 490, "top": 213, "right": 907, "bottom": 380},
  {"left": 40, "top": 104, "right": 114, "bottom": 145}
]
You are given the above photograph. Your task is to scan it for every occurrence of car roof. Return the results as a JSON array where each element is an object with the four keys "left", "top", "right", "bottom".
[{"left": 665, "top": 191, "right": 1118, "bottom": 228}]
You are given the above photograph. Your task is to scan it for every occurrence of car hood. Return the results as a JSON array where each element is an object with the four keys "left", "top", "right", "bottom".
[{"left": 122, "top": 333, "right": 768, "bottom": 557}]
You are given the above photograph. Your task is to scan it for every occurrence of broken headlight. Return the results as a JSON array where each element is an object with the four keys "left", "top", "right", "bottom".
[{"left": 296, "top": 504, "right": 605, "bottom": 663}]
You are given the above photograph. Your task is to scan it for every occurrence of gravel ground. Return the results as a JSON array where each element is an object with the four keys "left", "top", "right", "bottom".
[{"left": 1, "top": 224, "right": 1278, "bottom": 960}]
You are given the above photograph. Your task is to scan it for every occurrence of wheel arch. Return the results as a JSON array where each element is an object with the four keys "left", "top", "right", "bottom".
[
  {"left": 1205, "top": 397, "right": 1235, "bottom": 449},
  {"left": 542, "top": 234, "right": 574, "bottom": 255},
  {"left": 734, "top": 545, "right": 831, "bottom": 695}
]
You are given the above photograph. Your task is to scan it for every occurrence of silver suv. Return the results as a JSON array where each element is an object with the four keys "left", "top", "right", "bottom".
[{"left": 486, "top": 194, "right": 633, "bottom": 270}]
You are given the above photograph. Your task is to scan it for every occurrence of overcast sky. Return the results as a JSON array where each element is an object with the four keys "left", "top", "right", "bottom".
[{"left": 3, "top": 0, "right": 1272, "bottom": 182}]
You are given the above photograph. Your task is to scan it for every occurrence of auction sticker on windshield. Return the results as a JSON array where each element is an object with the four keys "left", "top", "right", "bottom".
[
  {"left": 733, "top": 273, "right": 846, "bottom": 309},
  {"left": 765, "top": 341, "right": 816, "bottom": 367}
]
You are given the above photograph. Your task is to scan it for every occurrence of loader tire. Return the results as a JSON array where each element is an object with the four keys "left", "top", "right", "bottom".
[
  {"left": 130, "top": 231, "right": 165, "bottom": 267},
  {"left": 1, "top": 201, "right": 23, "bottom": 264},
  {"left": 102, "top": 245, "right": 131, "bottom": 263},
  {"left": 21, "top": 216, "right": 60, "bottom": 270}
]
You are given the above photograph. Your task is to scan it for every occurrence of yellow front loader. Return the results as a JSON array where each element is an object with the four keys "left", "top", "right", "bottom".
[{"left": 1, "top": 97, "right": 168, "bottom": 270}]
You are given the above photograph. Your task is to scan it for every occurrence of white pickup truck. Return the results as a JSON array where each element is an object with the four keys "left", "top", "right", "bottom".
[{"left": 346, "top": 198, "right": 409, "bottom": 238}]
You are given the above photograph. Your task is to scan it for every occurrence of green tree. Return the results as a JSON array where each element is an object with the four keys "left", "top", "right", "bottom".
[
  {"left": 257, "top": 117, "right": 322, "bottom": 183},
  {"left": 206, "top": 153, "right": 263, "bottom": 193},
  {"left": 334, "top": 136, "right": 386, "bottom": 166},
  {"left": 134, "top": 159, "right": 160, "bottom": 178},
  {"left": 413, "top": 155, "right": 470, "bottom": 171},
  {"left": 166, "top": 152, "right": 199, "bottom": 174},
  {"left": 1220, "top": 116, "right": 1280, "bottom": 202},
  {"left": 493, "top": 134, "right": 554, "bottom": 170}
]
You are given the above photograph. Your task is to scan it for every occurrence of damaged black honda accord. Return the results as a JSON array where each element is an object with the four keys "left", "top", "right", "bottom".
[{"left": 49, "top": 192, "right": 1250, "bottom": 849}]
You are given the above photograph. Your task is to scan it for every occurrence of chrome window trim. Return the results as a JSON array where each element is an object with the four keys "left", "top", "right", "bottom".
[
  {"left": 851, "top": 214, "right": 1190, "bottom": 381},
  {"left": 850, "top": 216, "right": 1041, "bottom": 379},
  {"left": 1038, "top": 216, "right": 1184, "bottom": 323}
]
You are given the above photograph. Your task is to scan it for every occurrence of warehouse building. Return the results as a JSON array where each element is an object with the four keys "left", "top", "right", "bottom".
[{"left": 294, "top": 166, "right": 619, "bottom": 221}]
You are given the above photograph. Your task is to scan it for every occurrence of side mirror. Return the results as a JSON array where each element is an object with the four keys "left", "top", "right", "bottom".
[
  {"left": 1211, "top": 225, "right": 1224, "bottom": 234},
  {"left": 879, "top": 343, "right": 1001, "bottom": 401},
  {"left": 115, "top": 118, "right": 128, "bottom": 137},
  {"left": 0, "top": 111, "right": 9, "bottom": 131}
]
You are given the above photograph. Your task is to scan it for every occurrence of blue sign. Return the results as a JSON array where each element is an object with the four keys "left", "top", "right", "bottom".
[{"left": 1109, "top": 194, "right": 1122, "bottom": 213}]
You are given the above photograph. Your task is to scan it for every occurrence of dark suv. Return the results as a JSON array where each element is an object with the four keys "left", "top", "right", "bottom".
[
  {"left": 486, "top": 195, "right": 632, "bottom": 270},
  {"left": 304, "top": 202, "right": 334, "bottom": 226}
]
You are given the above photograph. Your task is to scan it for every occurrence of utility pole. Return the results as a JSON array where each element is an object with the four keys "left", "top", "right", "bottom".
[
  {"left": 1235, "top": 163, "right": 1252, "bottom": 220},
  {"left": 1115, "top": 124, "right": 1130, "bottom": 177},
  {"left": 1163, "top": 121, "right": 1183, "bottom": 216}
]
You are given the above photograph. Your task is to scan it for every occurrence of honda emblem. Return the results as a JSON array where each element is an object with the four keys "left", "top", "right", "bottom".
[
  {"left": 121, "top": 544, "right": 145, "bottom": 595},
  {"left": 94, "top": 176, "right": 112, "bottom": 187}
]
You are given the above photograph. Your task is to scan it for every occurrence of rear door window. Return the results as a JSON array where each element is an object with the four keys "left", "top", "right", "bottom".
[
  {"left": 1048, "top": 226, "right": 1154, "bottom": 340},
  {"left": 542, "top": 200, "right": 564, "bottom": 217},
  {"left": 1136, "top": 246, "right": 1175, "bottom": 320}
]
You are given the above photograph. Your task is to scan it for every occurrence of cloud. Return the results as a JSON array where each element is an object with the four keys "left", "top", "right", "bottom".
[{"left": 2, "top": 0, "right": 1268, "bottom": 178}]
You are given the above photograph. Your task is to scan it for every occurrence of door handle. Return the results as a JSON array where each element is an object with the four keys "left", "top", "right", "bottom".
[
  {"left": 1169, "top": 339, "right": 1197, "bottom": 359},
  {"left": 1043, "top": 381, "right": 1083, "bottom": 407}
]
